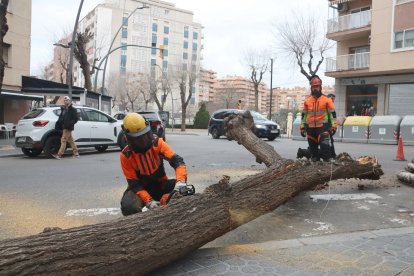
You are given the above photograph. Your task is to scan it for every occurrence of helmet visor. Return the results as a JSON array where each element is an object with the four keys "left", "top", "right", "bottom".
[{"left": 126, "top": 131, "right": 153, "bottom": 152}]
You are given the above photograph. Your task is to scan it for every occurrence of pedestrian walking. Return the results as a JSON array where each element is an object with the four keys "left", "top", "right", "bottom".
[{"left": 52, "top": 96, "right": 79, "bottom": 159}]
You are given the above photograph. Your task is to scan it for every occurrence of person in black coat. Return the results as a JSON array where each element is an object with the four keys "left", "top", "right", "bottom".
[{"left": 52, "top": 96, "right": 79, "bottom": 159}]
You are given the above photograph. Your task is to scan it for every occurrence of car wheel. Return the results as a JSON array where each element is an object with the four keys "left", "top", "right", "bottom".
[
  {"left": 118, "top": 133, "right": 127, "bottom": 150},
  {"left": 44, "top": 135, "right": 61, "bottom": 155},
  {"left": 211, "top": 128, "right": 220, "bottom": 139},
  {"left": 95, "top": 145, "right": 108, "bottom": 152},
  {"left": 268, "top": 137, "right": 276, "bottom": 141},
  {"left": 21, "top": 147, "right": 43, "bottom": 157}
]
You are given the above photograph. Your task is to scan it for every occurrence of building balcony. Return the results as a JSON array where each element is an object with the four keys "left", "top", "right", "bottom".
[
  {"left": 327, "top": 10, "right": 371, "bottom": 41},
  {"left": 326, "top": 52, "right": 370, "bottom": 76}
]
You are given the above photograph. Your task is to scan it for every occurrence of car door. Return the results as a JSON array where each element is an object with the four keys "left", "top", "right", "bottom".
[
  {"left": 83, "top": 108, "right": 118, "bottom": 144},
  {"left": 68, "top": 108, "right": 91, "bottom": 145}
]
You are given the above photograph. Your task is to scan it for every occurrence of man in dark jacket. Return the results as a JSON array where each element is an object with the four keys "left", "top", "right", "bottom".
[{"left": 52, "top": 96, "right": 79, "bottom": 159}]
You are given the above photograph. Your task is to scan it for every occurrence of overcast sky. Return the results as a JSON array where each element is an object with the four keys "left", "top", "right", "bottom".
[{"left": 31, "top": 0, "right": 334, "bottom": 88}]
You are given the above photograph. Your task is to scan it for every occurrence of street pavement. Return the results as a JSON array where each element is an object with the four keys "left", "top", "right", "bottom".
[{"left": 2, "top": 132, "right": 414, "bottom": 275}]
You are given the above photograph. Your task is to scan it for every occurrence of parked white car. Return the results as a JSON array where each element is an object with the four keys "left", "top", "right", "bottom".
[{"left": 15, "top": 106, "right": 126, "bottom": 157}]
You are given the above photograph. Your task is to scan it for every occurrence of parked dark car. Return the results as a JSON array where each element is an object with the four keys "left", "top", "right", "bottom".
[
  {"left": 208, "top": 109, "right": 281, "bottom": 141},
  {"left": 114, "top": 111, "right": 166, "bottom": 141}
]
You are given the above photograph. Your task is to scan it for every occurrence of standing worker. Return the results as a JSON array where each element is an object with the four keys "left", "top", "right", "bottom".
[
  {"left": 119, "top": 113, "right": 190, "bottom": 216},
  {"left": 300, "top": 76, "right": 337, "bottom": 162},
  {"left": 52, "top": 96, "right": 79, "bottom": 159}
]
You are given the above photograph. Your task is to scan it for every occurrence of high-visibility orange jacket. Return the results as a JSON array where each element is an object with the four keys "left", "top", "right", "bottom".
[
  {"left": 301, "top": 95, "right": 336, "bottom": 130},
  {"left": 120, "top": 138, "right": 187, "bottom": 204}
]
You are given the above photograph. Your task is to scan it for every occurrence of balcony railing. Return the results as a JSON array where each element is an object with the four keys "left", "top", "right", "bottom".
[
  {"left": 326, "top": 52, "right": 370, "bottom": 72},
  {"left": 327, "top": 10, "right": 371, "bottom": 33}
]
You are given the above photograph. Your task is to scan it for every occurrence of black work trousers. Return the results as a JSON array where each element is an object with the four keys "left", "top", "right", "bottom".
[{"left": 306, "top": 127, "right": 331, "bottom": 161}]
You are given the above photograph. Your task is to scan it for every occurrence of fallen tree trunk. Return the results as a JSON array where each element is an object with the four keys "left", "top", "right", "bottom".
[{"left": 0, "top": 112, "right": 383, "bottom": 275}]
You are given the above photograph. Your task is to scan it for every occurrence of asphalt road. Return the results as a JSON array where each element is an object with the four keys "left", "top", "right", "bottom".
[{"left": 0, "top": 132, "right": 414, "bottom": 244}]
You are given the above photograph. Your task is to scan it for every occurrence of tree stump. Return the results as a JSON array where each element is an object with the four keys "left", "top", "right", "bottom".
[{"left": 0, "top": 112, "right": 383, "bottom": 275}]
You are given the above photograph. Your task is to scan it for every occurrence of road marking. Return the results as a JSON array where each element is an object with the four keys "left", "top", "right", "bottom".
[
  {"left": 310, "top": 193, "right": 382, "bottom": 201},
  {"left": 65, "top": 208, "right": 121, "bottom": 217}
]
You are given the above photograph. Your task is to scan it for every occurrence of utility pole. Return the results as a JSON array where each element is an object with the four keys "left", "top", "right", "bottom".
[{"left": 268, "top": 58, "right": 274, "bottom": 120}]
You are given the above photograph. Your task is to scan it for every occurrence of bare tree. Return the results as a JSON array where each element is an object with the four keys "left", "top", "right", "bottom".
[
  {"left": 173, "top": 63, "right": 197, "bottom": 131},
  {"left": 107, "top": 73, "right": 128, "bottom": 112},
  {"left": 150, "top": 67, "right": 172, "bottom": 112},
  {"left": 125, "top": 72, "right": 152, "bottom": 111},
  {"left": 74, "top": 30, "right": 99, "bottom": 91},
  {"left": 0, "top": 0, "right": 9, "bottom": 89},
  {"left": 215, "top": 79, "right": 243, "bottom": 109},
  {"left": 274, "top": 11, "right": 332, "bottom": 80},
  {"left": 244, "top": 49, "right": 269, "bottom": 111}
]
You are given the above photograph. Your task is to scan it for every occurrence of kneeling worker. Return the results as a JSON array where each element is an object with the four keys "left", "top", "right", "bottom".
[{"left": 120, "top": 113, "right": 188, "bottom": 216}]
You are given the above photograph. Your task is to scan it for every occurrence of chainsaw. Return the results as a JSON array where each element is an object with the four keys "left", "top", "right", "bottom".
[{"left": 166, "top": 183, "right": 195, "bottom": 204}]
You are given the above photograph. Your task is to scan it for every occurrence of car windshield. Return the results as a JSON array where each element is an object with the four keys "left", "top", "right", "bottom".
[
  {"left": 250, "top": 111, "right": 267, "bottom": 121},
  {"left": 139, "top": 112, "right": 160, "bottom": 120}
]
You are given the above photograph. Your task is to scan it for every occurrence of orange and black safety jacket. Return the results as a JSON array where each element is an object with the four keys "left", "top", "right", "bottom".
[
  {"left": 301, "top": 95, "right": 337, "bottom": 130},
  {"left": 120, "top": 138, "right": 187, "bottom": 204}
]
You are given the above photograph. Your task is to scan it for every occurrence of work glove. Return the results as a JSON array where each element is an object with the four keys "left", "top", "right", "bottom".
[
  {"left": 175, "top": 180, "right": 195, "bottom": 196},
  {"left": 145, "top": 200, "right": 160, "bottom": 210},
  {"left": 300, "top": 128, "right": 306, "bottom": 138}
]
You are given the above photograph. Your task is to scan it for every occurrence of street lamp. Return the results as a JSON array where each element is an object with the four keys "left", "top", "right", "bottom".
[
  {"left": 67, "top": 0, "right": 84, "bottom": 100},
  {"left": 94, "top": 4, "right": 149, "bottom": 93},
  {"left": 268, "top": 58, "right": 274, "bottom": 120}
]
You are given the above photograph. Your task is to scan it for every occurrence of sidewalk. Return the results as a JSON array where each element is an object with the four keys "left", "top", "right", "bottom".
[
  {"left": 152, "top": 226, "right": 414, "bottom": 275},
  {"left": 0, "top": 138, "right": 21, "bottom": 157}
]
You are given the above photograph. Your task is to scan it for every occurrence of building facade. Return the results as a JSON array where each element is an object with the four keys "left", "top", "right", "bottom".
[
  {"left": 0, "top": 0, "right": 34, "bottom": 124},
  {"left": 213, "top": 76, "right": 268, "bottom": 113},
  {"left": 66, "top": 0, "right": 204, "bottom": 114},
  {"left": 326, "top": 0, "right": 414, "bottom": 120}
]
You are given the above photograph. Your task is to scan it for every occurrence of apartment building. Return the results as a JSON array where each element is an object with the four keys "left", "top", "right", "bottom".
[
  {"left": 0, "top": 0, "right": 35, "bottom": 124},
  {"left": 199, "top": 68, "right": 217, "bottom": 102},
  {"left": 67, "top": 0, "right": 203, "bottom": 113},
  {"left": 326, "top": 0, "right": 414, "bottom": 120},
  {"left": 213, "top": 76, "right": 268, "bottom": 113},
  {"left": 270, "top": 86, "right": 335, "bottom": 114}
]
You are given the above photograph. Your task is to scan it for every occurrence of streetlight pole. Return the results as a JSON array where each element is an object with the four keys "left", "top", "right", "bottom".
[
  {"left": 94, "top": 4, "right": 148, "bottom": 93},
  {"left": 268, "top": 58, "right": 273, "bottom": 120},
  {"left": 67, "top": 0, "right": 84, "bottom": 100}
]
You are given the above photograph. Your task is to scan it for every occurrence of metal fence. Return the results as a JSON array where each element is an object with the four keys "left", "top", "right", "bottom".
[{"left": 327, "top": 10, "right": 371, "bottom": 33}]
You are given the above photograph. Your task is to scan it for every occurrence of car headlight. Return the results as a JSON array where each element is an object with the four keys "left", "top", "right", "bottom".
[{"left": 255, "top": 124, "right": 266, "bottom": 129}]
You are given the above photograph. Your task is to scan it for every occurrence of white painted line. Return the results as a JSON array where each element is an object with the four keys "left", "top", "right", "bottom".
[
  {"left": 310, "top": 193, "right": 382, "bottom": 201},
  {"left": 65, "top": 208, "right": 121, "bottom": 217}
]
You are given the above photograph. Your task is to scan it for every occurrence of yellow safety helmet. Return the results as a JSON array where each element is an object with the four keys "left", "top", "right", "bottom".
[{"left": 122, "top": 113, "right": 150, "bottom": 137}]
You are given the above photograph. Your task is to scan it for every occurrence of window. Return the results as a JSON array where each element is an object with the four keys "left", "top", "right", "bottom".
[
  {"left": 151, "top": 47, "right": 157, "bottom": 55},
  {"left": 193, "top": 32, "right": 198, "bottom": 39},
  {"left": 192, "top": 53, "right": 197, "bottom": 60},
  {"left": 184, "top": 26, "right": 189, "bottom": 38},
  {"left": 122, "top": 17, "right": 128, "bottom": 26},
  {"left": 394, "top": 29, "right": 414, "bottom": 49},
  {"left": 183, "top": 41, "right": 188, "bottom": 49},
  {"left": 151, "top": 59, "right": 156, "bottom": 66},
  {"left": 163, "top": 49, "right": 168, "bottom": 57},
  {"left": 164, "top": 26, "right": 169, "bottom": 34},
  {"left": 183, "top": 52, "right": 188, "bottom": 60},
  {"left": 121, "top": 43, "right": 127, "bottom": 55},
  {"left": 2, "top": 43, "right": 10, "bottom": 66},
  {"left": 120, "top": 55, "right": 127, "bottom": 68},
  {"left": 192, "top": 42, "right": 198, "bottom": 50},
  {"left": 152, "top": 23, "right": 158, "bottom": 32},
  {"left": 163, "top": 37, "right": 169, "bottom": 45},
  {"left": 152, "top": 34, "right": 157, "bottom": 45},
  {"left": 121, "top": 28, "right": 128, "bottom": 38},
  {"left": 84, "top": 109, "right": 110, "bottom": 122},
  {"left": 163, "top": 60, "right": 168, "bottom": 69}
]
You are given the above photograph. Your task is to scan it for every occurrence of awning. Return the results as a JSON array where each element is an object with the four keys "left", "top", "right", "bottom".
[
  {"left": 0, "top": 90, "right": 44, "bottom": 101},
  {"left": 329, "top": 0, "right": 354, "bottom": 5}
]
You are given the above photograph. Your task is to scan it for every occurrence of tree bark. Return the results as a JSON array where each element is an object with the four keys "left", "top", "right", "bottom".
[{"left": 0, "top": 112, "right": 383, "bottom": 275}]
